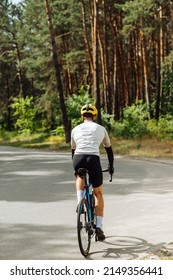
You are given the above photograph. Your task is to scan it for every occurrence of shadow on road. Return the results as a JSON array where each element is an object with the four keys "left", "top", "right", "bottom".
[{"left": 86, "top": 236, "right": 166, "bottom": 260}]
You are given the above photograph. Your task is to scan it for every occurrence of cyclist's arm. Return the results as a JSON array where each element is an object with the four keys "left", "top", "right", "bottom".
[
  {"left": 71, "top": 129, "right": 76, "bottom": 159},
  {"left": 101, "top": 128, "right": 114, "bottom": 173},
  {"left": 105, "top": 146, "right": 114, "bottom": 174},
  {"left": 71, "top": 149, "right": 75, "bottom": 159}
]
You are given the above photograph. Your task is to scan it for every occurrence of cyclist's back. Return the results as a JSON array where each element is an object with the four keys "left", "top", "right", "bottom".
[{"left": 71, "top": 120, "right": 111, "bottom": 156}]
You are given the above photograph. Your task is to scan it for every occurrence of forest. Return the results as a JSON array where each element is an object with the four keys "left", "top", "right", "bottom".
[{"left": 0, "top": 0, "right": 173, "bottom": 143}]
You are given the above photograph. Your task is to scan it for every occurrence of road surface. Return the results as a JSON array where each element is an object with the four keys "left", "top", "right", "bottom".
[{"left": 0, "top": 146, "right": 173, "bottom": 260}]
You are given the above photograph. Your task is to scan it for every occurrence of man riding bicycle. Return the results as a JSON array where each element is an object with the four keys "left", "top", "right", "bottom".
[{"left": 71, "top": 104, "right": 114, "bottom": 241}]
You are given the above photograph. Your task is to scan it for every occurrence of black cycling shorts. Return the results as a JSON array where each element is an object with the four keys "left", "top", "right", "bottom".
[{"left": 73, "top": 154, "right": 103, "bottom": 188}]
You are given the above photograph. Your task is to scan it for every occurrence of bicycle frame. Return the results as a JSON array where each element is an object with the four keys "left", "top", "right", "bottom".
[{"left": 83, "top": 173, "right": 95, "bottom": 227}]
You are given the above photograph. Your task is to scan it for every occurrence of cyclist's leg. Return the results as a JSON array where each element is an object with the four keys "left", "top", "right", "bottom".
[
  {"left": 76, "top": 175, "right": 85, "bottom": 203},
  {"left": 93, "top": 186, "right": 105, "bottom": 241},
  {"left": 94, "top": 186, "right": 104, "bottom": 228},
  {"left": 73, "top": 155, "right": 86, "bottom": 204},
  {"left": 94, "top": 185, "right": 104, "bottom": 216}
]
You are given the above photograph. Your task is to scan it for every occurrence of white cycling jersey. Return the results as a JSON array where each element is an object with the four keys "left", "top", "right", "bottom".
[{"left": 71, "top": 120, "right": 111, "bottom": 156}]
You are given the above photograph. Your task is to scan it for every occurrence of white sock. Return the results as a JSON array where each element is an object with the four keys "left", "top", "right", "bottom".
[
  {"left": 77, "top": 190, "right": 84, "bottom": 204},
  {"left": 96, "top": 216, "right": 103, "bottom": 230}
]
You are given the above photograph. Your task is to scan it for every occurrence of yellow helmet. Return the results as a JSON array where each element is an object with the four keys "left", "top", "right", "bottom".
[{"left": 81, "top": 104, "right": 98, "bottom": 116}]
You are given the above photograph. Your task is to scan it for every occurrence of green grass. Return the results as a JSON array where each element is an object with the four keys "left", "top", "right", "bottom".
[{"left": 0, "top": 132, "right": 69, "bottom": 151}]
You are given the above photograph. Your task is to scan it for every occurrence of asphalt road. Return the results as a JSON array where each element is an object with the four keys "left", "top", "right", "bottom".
[{"left": 0, "top": 146, "right": 173, "bottom": 260}]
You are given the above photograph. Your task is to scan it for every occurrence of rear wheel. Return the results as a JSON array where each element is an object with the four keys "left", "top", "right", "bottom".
[{"left": 77, "top": 197, "right": 91, "bottom": 256}]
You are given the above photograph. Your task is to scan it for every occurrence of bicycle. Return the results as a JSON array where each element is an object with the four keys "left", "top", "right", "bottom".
[{"left": 76, "top": 167, "right": 112, "bottom": 257}]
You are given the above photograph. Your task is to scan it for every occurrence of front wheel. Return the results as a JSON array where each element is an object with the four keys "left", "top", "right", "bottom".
[{"left": 77, "top": 197, "right": 91, "bottom": 257}]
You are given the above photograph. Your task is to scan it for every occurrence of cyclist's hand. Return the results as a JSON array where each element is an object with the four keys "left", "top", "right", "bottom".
[
  {"left": 108, "top": 164, "right": 114, "bottom": 175},
  {"left": 109, "top": 167, "right": 114, "bottom": 175}
]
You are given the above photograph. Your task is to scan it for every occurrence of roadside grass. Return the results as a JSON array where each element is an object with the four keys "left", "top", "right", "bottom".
[
  {"left": 0, "top": 132, "right": 173, "bottom": 158},
  {"left": 0, "top": 132, "right": 69, "bottom": 150},
  {"left": 111, "top": 137, "right": 173, "bottom": 159}
]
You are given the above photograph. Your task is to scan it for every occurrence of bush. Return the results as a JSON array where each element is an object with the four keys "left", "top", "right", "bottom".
[
  {"left": 51, "top": 126, "right": 65, "bottom": 136},
  {"left": 111, "top": 100, "right": 173, "bottom": 140},
  {"left": 148, "top": 114, "right": 173, "bottom": 140},
  {"left": 112, "top": 120, "right": 148, "bottom": 138},
  {"left": 158, "top": 115, "right": 173, "bottom": 140},
  {"left": 11, "top": 96, "right": 39, "bottom": 133},
  {"left": 112, "top": 101, "right": 149, "bottom": 138},
  {"left": 0, "top": 129, "right": 10, "bottom": 141}
]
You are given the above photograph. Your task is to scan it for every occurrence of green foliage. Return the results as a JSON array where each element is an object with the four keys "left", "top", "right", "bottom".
[
  {"left": 123, "top": 101, "right": 148, "bottom": 121},
  {"left": 158, "top": 115, "right": 173, "bottom": 140},
  {"left": 51, "top": 126, "right": 65, "bottom": 136},
  {"left": 0, "top": 129, "right": 9, "bottom": 141},
  {"left": 10, "top": 92, "right": 60, "bottom": 134},
  {"left": 37, "top": 92, "right": 61, "bottom": 131},
  {"left": 100, "top": 109, "right": 114, "bottom": 132},
  {"left": 148, "top": 115, "right": 173, "bottom": 140},
  {"left": 112, "top": 101, "right": 173, "bottom": 140},
  {"left": 66, "top": 86, "right": 94, "bottom": 128},
  {"left": 63, "top": 50, "right": 86, "bottom": 73},
  {"left": 11, "top": 96, "right": 38, "bottom": 133},
  {"left": 112, "top": 101, "right": 148, "bottom": 138},
  {"left": 122, "top": 0, "right": 158, "bottom": 35}
]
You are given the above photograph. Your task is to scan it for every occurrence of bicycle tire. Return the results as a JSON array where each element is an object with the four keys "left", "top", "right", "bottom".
[{"left": 77, "top": 197, "right": 91, "bottom": 256}]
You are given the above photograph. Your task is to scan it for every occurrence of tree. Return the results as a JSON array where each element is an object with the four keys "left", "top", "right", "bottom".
[
  {"left": 44, "top": 0, "right": 71, "bottom": 143},
  {"left": 0, "top": 0, "right": 26, "bottom": 130},
  {"left": 92, "top": 0, "right": 102, "bottom": 123}
]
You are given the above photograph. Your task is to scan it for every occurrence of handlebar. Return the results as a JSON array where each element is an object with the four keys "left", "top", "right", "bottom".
[{"left": 102, "top": 168, "right": 113, "bottom": 182}]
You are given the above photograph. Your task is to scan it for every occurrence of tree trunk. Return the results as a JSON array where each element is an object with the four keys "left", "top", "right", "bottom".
[
  {"left": 44, "top": 0, "right": 71, "bottom": 143},
  {"left": 155, "top": 29, "right": 161, "bottom": 120},
  {"left": 156, "top": 5, "right": 166, "bottom": 119},
  {"left": 6, "top": 72, "right": 12, "bottom": 131},
  {"left": 140, "top": 18, "right": 153, "bottom": 119},
  {"left": 93, "top": 0, "right": 102, "bottom": 124},
  {"left": 132, "top": 30, "right": 141, "bottom": 101},
  {"left": 14, "top": 41, "right": 24, "bottom": 98},
  {"left": 81, "top": 0, "right": 93, "bottom": 71},
  {"left": 98, "top": 0, "right": 111, "bottom": 114},
  {"left": 113, "top": 46, "right": 120, "bottom": 120}
]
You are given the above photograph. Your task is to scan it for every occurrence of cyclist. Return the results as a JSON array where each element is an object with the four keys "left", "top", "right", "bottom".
[{"left": 71, "top": 104, "right": 114, "bottom": 241}]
